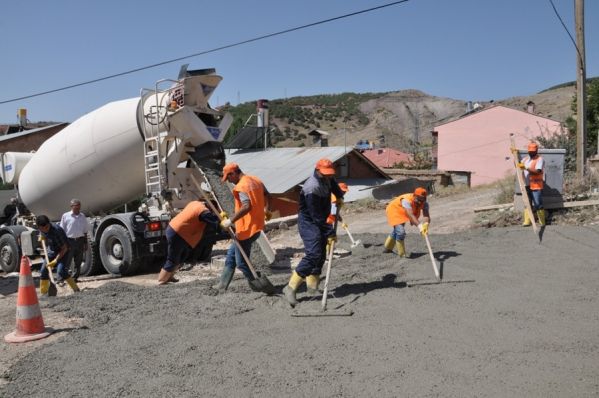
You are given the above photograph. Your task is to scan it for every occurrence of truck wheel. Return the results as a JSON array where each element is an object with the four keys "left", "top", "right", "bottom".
[
  {"left": 98, "top": 225, "right": 140, "bottom": 276},
  {"left": 0, "top": 234, "right": 20, "bottom": 273},
  {"left": 79, "top": 238, "right": 104, "bottom": 276}
]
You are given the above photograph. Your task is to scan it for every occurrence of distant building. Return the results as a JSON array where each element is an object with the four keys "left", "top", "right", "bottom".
[
  {"left": 225, "top": 147, "right": 390, "bottom": 217},
  {"left": 307, "top": 129, "right": 329, "bottom": 147},
  {"left": 433, "top": 105, "right": 563, "bottom": 186},
  {"left": 361, "top": 148, "right": 412, "bottom": 168}
]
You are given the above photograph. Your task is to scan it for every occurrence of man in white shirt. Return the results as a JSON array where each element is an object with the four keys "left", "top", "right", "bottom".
[{"left": 60, "top": 198, "right": 89, "bottom": 280}]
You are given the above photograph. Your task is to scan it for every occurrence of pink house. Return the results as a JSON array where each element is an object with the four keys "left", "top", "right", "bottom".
[
  {"left": 361, "top": 148, "right": 412, "bottom": 168},
  {"left": 433, "top": 105, "right": 564, "bottom": 186}
]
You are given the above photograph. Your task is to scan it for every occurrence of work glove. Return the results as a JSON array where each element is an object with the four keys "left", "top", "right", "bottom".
[
  {"left": 516, "top": 162, "right": 526, "bottom": 170},
  {"left": 38, "top": 234, "right": 46, "bottom": 243},
  {"left": 264, "top": 210, "right": 272, "bottom": 221},
  {"left": 47, "top": 259, "right": 58, "bottom": 268},
  {"left": 219, "top": 211, "right": 229, "bottom": 220},
  {"left": 418, "top": 222, "right": 429, "bottom": 236},
  {"left": 327, "top": 235, "right": 337, "bottom": 245},
  {"left": 220, "top": 218, "right": 232, "bottom": 229},
  {"left": 341, "top": 222, "right": 348, "bottom": 229}
]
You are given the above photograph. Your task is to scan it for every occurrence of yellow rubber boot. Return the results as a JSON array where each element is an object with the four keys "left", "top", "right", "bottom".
[
  {"left": 66, "top": 277, "right": 80, "bottom": 292},
  {"left": 283, "top": 272, "right": 305, "bottom": 307},
  {"left": 522, "top": 210, "right": 531, "bottom": 227},
  {"left": 537, "top": 209, "right": 546, "bottom": 226},
  {"left": 306, "top": 275, "right": 321, "bottom": 295},
  {"left": 39, "top": 279, "right": 50, "bottom": 296},
  {"left": 383, "top": 236, "right": 395, "bottom": 253},
  {"left": 396, "top": 240, "right": 406, "bottom": 258}
]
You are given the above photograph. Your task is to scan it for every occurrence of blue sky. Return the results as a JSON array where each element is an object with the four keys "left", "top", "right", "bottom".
[{"left": 1, "top": 0, "right": 597, "bottom": 123}]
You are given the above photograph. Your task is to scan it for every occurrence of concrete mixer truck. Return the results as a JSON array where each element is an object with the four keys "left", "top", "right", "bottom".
[{"left": 0, "top": 66, "right": 243, "bottom": 276}]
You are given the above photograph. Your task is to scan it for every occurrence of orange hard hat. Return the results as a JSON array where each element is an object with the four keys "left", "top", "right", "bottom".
[
  {"left": 338, "top": 182, "right": 349, "bottom": 192},
  {"left": 527, "top": 142, "right": 538, "bottom": 152},
  {"left": 414, "top": 187, "right": 427, "bottom": 197},
  {"left": 315, "top": 158, "right": 336, "bottom": 176},
  {"left": 222, "top": 163, "right": 240, "bottom": 181}
]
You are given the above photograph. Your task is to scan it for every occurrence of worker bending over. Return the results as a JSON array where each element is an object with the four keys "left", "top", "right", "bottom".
[
  {"left": 284, "top": 159, "right": 345, "bottom": 307},
  {"left": 36, "top": 215, "right": 79, "bottom": 296},
  {"left": 158, "top": 201, "right": 219, "bottom": 284},
  {"left": 517, "top": 142, "right": 546, "bottom": 226},
  {"left": 384, "top": 187, "right": 431, "bottom": 257},
  {"left": 216, "top": 163, "right": 272, "bottom": 292}
]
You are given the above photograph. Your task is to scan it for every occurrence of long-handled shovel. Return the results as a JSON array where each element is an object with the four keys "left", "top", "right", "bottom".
[
  {"left": 190, "top": 174, "right": 275, "bottom": 295},
  {"left": 341, "top": 223, "right": 362, "bottom": 248},
  {"left": 40, "top": 238, "right": 58, "bottom": 296},
  {"left": 423, "top": 233, "right": 441, "bottom": 281}
]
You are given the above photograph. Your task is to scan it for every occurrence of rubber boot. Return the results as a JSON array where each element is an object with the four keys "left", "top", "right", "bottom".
[
  {"left": 522, "top": 210, "right": 531, "bottom": 227},
  {"left": 66, "top": 277, "right": 80, "bottom": 292},
  {"left": 396, "top": 240, "right": 406, "bottom": 258},
  {"left": 215, "top": 266, "right": 235, "bottom": 292},
  {"left": 283, "top": 271, "right": 305, "bottom": 307},
  {"left": 537, "top": 209, "right": 546, "bottom": 226},
  {"left": 306, "top": 274, "right": 321, "bottom": 295},
  {"left": 383, "top": 236, "right": 395, "bottom": 253},
  {"left": 39, "top": 279, "right": 50, "bottom": 297}
]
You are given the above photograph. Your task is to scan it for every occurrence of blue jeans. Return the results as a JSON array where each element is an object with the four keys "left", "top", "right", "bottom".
[
  {"left": 224, "top": 232, "right": 260, "bottom": 280},
  {"left": 40, "top": 252, "right": 70, "bottom": 281},
  {"left": 163, "top": 226, "right": 191, "bottom": 272},
  {"left": 526, "top": 187, "right": 543, "bottom": 210},
  {"left": 389, "top": 224, "right": 407, "bottom": 241}
]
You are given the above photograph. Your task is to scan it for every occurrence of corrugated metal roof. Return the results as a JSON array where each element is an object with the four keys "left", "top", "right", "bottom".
[{"left": 225, "top": 146, "right": 353, "bottom": 194}]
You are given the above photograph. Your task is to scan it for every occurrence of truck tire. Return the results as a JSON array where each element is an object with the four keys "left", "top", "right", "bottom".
[
  {"left": 98, "top": 225, "right": 141, "bottom": 276},
  {"left": 0, "top": 234, "right": 20, "bottom": 273},
  {"left": 78, "top": 237, "right": 103, "bottom": 277}
]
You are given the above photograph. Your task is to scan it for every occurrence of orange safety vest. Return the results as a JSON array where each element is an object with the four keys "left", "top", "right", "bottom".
[
  {"left": 386, "top": 193, "right": 424, "bottom": 226},
  {"left": 326, "top": 193, "right": 341, "bottom": 224},
  {"left": 169, "top": 201, "right": 208, "bottom": 248},
  {"left": 526, "top": 156, "right": 544, "bottom": 190},
  {"left": 233, "top": 175, "right": 266, "bottom": 240}
]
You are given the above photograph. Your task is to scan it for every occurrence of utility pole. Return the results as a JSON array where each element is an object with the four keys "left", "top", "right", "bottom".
[{"left": 575, "top": 0, "right": 586, "bottom": 177}]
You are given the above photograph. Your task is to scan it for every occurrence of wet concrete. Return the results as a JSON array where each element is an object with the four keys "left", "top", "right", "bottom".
[{"left": 1, "top": 225, "right": 599, "bottom": 397}]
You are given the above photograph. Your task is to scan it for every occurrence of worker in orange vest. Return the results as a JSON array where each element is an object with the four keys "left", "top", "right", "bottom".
[
  {"left": 217, "top": 163, "right": 272, "bottom": 292},
  {"left": 326, "top": 182, "right": 349, "bottom": 225},
  {"left": 517, "top": 142, "right": 546, "bottom": 226},
  {"left": 384, "top": 187, "right": 431, "bottom": 257},
  {"left": 158, "top": 201, "right": 220, "bottom": 284}
]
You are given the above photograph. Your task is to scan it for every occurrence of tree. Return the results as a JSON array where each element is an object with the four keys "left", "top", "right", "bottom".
[{"left": 538, "top": 78, "right": 599, "bottom": 175}]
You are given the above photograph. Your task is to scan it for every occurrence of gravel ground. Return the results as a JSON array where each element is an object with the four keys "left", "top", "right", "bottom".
[{"left": 1, "top": 222, "right": 598, "bottom": 397}]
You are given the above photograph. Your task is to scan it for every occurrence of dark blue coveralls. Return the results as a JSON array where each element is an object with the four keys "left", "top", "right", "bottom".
[
  {"left": 295, "top": 172, "right": 344, "bottom": 278},
  {"left": 39, "top": 224, "right": 71, "bottom": 282}
]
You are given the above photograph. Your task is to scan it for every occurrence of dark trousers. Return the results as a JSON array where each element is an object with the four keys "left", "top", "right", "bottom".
[
  {"left": 295, "top": 217, "right": 328, "bottom": 278},
  {"left": 67, "top": 237, "right": 86, "bottom": 279}
]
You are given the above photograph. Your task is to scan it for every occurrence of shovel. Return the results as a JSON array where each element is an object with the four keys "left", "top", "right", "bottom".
[
  {"left": 423, "top": 233, "right": 441, "bottom": 281},
  {"left": 341, "top": 223, "right": 362, "bottom": 248},
  {"left": 40, "top": 238, "right": 58, "bottom": 296},
  {"left": 190, "top": 174, "right": 275, "bottom": 295}
]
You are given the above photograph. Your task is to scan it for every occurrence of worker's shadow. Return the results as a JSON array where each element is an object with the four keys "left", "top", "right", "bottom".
[{"left": 328, "top": 273, "right": 407, "bottom": 299}]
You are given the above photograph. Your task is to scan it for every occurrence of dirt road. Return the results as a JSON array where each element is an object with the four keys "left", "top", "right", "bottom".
[{"left": 2, "top": 217, "right": 598, "bottom": 396}]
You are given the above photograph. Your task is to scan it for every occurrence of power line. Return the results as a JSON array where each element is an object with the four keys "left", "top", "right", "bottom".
[
  {"left": 547, "top": 0, "right": 582, "bottom": 63},
  {"left": 0, "top": 0, "right": 409, "bottom": 105}
]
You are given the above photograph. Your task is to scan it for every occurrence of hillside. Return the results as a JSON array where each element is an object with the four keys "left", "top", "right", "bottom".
[{"left": 224, "top": 84, "right": 576, "bottom": 154}]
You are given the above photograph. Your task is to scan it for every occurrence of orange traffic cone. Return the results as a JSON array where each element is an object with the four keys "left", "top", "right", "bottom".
[{"left": 4, "top": 256, "right": 53, "bottom": 343}]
